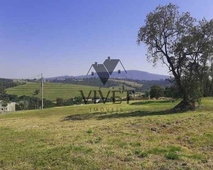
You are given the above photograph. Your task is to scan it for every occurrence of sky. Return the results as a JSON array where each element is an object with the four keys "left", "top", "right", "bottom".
[{"left": 0, "top": 0, "right": 213, "bottom": 79}]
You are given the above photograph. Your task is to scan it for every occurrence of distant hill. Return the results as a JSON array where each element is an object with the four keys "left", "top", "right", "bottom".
[
  {"left": 47, "top": 70, "right": 169, "bottom": 81},
  {"left": 46, "top": 75, "right": 73, "bottom": 81},
  {"left": 109, "top": 70, "right": 169, "bottom": 80}
]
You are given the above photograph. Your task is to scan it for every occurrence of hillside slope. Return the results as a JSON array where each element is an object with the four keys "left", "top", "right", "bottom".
[
  {"left": 0, "top": 98, "right": 213, "bottom": 169},
  {"left": 6, "top": 82, "right": 116, "bottom": 101}
]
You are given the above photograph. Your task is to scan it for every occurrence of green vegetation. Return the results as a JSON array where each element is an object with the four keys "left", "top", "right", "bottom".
[
  {"left": 0, "top": 78, "right": 23, "bottom": 105},
  {"left": 51, "top": 77, "right": 121, "bottom": 88},
  {"left": 150, "top": 85, "right": 164, "bottom": 99},
  {"left": 0, "top": 98, "right": 213, "bottom": 169},
  {"left": 0, "top": 78, "right": 19, "bottom": 91},
  {"left": 51, "top": 77, "right": 143, "bottom": 91},
  {"left": 6, "top": 82, "right": 123, "bottom": 101},
  {"left": 49, "top": 77, "right": 171, "bottom": 92},
  {"left": 110, "top": 79, "right": 143, "bottom": 88}
]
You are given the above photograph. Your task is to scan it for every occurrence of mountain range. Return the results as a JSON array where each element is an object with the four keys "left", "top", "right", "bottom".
[{"left": 47, "top": 70, "right": 170, "bottom": 81}]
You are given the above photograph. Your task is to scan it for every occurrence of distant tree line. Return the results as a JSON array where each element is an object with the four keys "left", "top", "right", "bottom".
[
  {"left": 147, "top": 76, "right": 213, "bottom": 100},
  {"left": 144, "top": 84, "right": 180, "bottom": 100},
  {"left": 49, "top": 77, "right": 173, "bottom": 92},
  {"left": 50, "top": 78, "right": 120, "bottom": 88},
  {"left": 0, "top": 92, "right": 55, "bottom": 110},
  {"left": 56, "top": 96, "right": 83, "bottom": 106},
  {"left": 0, "top": 78, "right": 19, "bottom": 92}
]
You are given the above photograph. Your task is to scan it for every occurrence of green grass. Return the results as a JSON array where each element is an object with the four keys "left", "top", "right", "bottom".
[
  {"left": 110, "top": 79, "right": 143, "bottom": 88},
  {"left": 110, "top": 84, "right": 135, "bottom": 91},
  {"left": 6, "top": 82, "right": 125, "bottom": 101},
  {"left": 1, "top": 98, "right": 213, "bottom": 169}
]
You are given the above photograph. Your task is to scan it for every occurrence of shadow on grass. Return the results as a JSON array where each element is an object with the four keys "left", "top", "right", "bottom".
[
  {"left": 130, "top": 100, "right": 173, "bottom": 105},
  {"left": 62, "top": 109, "right": 180, "bottom": 121},
  {"left": 63, "top": 112, "right": 107, "bottom": 121}
]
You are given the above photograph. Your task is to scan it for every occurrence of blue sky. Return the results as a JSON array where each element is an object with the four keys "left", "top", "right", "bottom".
[{"left": 0, "top": 0, "right": 213, "bottom": 79}]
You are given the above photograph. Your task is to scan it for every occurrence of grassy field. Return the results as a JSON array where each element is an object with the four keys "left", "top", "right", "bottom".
[
  {"left": 6, "top": 82, "right": 124, "bottom": 101},
  {"left": 110, "top": 79, "right": 143, "bottom": 88},
  {"left": 1, "top": 98, "right": 213, "bottom": 169}
]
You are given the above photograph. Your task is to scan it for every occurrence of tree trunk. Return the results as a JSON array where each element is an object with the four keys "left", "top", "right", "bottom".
[
  {"left": 171, "top": 75, "right": 196, "bottom": 112},
  {"left": 172, "top": 92, "right": 196, "bottom": 112}
]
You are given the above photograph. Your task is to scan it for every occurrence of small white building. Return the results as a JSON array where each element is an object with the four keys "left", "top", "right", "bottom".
[{"left": 0, "top": 100, "right": 16, "bottom": 113}]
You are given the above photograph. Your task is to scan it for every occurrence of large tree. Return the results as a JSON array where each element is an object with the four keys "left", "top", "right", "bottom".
[{"left": 138, "top": 3, "right": 213, "bottom": 110}]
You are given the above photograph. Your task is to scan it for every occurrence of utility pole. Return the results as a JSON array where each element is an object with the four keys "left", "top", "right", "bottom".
[
  {"left": 134, "top": 82, "right": 136, "bottom": 97},
  {"left": 41, "top": 73, "right": 44, "bottom": 109}
]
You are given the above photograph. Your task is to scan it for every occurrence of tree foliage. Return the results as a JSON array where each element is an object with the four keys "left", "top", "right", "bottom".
[
  {"left": 56, "top": 98, "right": 64, "bottom": 106},
  {"left": 138, "top": 3, "right": 213, "bottom": 110},
  {"left": 34, "top": 89, "right": 40, "bottom": 95},
  {"left": 150, "top": 85, "right": 164, "bottom": 99}
]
